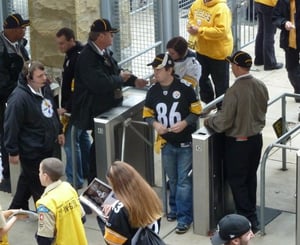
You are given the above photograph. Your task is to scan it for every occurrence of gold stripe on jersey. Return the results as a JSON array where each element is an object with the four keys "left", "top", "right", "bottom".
[
  {"left": 190, "top": 101, "right": 202, "bottom": 115},
  {"left": 143, "top": 106, "right": 155, "bottom": 118},
  {"left": 182, "top": 75, "right": 197, "bottom": 89},
  {"left": 104, "top": 227, "right": 127, "bottom": 245}
]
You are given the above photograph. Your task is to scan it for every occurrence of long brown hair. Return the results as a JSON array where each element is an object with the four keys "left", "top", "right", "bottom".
[{"left": 106, "top": 161, "right": 163, "bottom": 228}]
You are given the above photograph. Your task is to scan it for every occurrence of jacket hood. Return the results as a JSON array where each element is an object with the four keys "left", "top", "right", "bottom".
[
  {"left": 66, "top": 41, "right": 83, "bottom": 57},
  {"left": 203, "top": 0, "right": 227, "bottom": 7}
]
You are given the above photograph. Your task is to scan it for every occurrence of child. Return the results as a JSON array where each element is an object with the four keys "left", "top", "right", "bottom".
[{"left": 0, "top": 205, "right": 26, "bottom": 245}]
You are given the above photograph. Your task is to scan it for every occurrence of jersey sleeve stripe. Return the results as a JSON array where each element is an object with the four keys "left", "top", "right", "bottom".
[
  {"left": 104, "top": 227, "right": 128, "bottom": 245},
  {"left": 190, "top": 101, "right": 202, "bottom": 115}
]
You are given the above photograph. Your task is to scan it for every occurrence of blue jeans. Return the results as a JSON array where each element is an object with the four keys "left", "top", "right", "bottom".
[
  {"left": 64, "top": 124, "right": 91, "bottom": 188},
  {"left": 162, "top": 143, "right": 193, "bottom": 226}
]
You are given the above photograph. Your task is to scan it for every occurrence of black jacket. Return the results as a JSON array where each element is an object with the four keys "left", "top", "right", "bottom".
[
  {"left": 71, "top": 40, "right": 136, "bottom": 130},
  {"left": 0, "top": 32, "right": 29, "bottom": 101},
  {"left": 273, "top": 0, "right": 300, "bottom": 51},
  {"left": 61, "top": 41, "right": 83, "bottom": 112},
  {"left": 4, "top": 75, "right": 61, "bottom": 160}
]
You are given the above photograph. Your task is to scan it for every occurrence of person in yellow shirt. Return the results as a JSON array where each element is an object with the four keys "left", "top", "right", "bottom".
[
  {"left": 36, "top": 157, "right": 87, "bottom": 245},
  {"left": 187, "top": 0, "right": 233, "bottom": 106},
  {"left": 254, "top": 0, "right": 283, "bottom": 70}
]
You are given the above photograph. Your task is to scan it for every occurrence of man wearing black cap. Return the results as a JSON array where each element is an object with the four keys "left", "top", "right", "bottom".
[
  {"left": 71, "top": 18, "right": 147, "bottom": 184},
  {"left": 0, "top": 13, "right": 30, "bottom": 192},
  {"left": 204, "top": 51, "right": 269, "bottom": 231},
  {"left": 143, "top": 53, "right": 202, "bottom": 234},
  {"left": 211, "top": 214, "right": 254, "bottom": 245}
]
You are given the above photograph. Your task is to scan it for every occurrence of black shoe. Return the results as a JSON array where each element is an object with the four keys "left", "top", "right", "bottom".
[
  {"left": 166, "top": 213, "right": 177, "bottom": 222},
  {"left": 0, "top": 178, "right": 11, "bottom": 193},
  {"left": 264, "top": 63, "right": 283, "bottom": 71},
  {"left": 254, "top": 58, "right": 263, "bottom": 66},
  {"left": 175, "top": 223, "right": 190, "bottom": 234}
]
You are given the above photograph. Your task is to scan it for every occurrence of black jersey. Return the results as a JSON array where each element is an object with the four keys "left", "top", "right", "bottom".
[
  {"left": 143, "top": 77, "right": 201, "bottom": 146},
  {"left": 104, "top": 201, "right": 160, "bottom": 245}
]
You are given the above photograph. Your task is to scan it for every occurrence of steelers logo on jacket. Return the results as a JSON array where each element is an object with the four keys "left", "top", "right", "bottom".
[{"left": 41, "top": 98, "right": 54, "bottom": 118}]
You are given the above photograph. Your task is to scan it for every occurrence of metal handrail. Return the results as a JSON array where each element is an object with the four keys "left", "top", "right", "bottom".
[
  {"left": 259, "top": 92, "right": 300, "bottom": 235},
  {"left": 118, "top": 41, "right": 162, "bottom": 66},
  {"left": 260, "top": 123, "right": 300, "bottom": 235}
]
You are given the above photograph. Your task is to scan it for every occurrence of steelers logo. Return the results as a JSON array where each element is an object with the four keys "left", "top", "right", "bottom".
[
  {"left": 172, "top": 90, "right": 181, "bottom": 99},
  {"left": 41, "top": 99, "right": 54, "bottom": 118}
]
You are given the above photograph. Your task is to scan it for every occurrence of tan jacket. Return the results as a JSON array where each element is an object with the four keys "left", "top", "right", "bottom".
[{"left": 206, "top": 74, "right": 269, "bottom": 137}]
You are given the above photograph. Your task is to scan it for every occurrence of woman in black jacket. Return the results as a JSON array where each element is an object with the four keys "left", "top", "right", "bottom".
[{"left": 273, "top": 0, "right": 300, "bottom": 101}]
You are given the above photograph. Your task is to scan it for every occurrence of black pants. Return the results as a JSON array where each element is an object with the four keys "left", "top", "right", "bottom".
[
  {"left": 0, "top": 100, "right": 9, "bottom": 179},
  {"left": 254, "top": 2, "right": 277, "bottom": 68},
  {"left": 224, "top": 134, "right": 262, "bottom": 225},
  {"left": 284, "top": 47, "right": 300, "bottom": 95},
  {"left": 88, "top": 130, "right": 96, "bottom": 184},
  {"left": 196, "top": 53, "right": 229, "bottom": 105},
  {"left": 9, "top": 154, "right": 51, "bottom": 209}
]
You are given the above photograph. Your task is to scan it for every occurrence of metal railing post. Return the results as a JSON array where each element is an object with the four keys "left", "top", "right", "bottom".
[
  {"left": 71, "top": 125, "right": 78, "bottom": 190},
  {"left": 281, "top": 95, "right": 287, "bottom": 170},
  {"left": 260, "top": 124, "right": 300, "bottom": 235},
  {"left": 297, "top": 150, "right": 300, "bottom": 245}
]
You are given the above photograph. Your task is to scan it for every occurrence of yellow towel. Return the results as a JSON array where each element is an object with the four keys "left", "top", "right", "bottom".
[
  {"left": 289, "top": 0, "right": 297, "bottom": 49},
  {"left": 154, "top": 135, "right": 167, "bottom": 154},
  {"left": 60, "top": 114, "right": 69, "bottom": 134}
]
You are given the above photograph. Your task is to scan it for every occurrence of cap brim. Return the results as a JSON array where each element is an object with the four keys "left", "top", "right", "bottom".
[
  {"left": 21, "top": 20, "right": 30, "bottom": 27},
  {"left": 110, "top": 28, "right": 119, "bottom": 33},
  {"left": 225, "top": 56, "right": 233, "bottom": 63},
  {"left": 147, "top": 62, "right": 165, "bottom": 70},
  {"left": 211, "top": 233, "right": 227, "bottom": 245}
]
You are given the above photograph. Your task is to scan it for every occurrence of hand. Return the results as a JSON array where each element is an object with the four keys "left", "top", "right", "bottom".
[
  {"left": 9, "top": 155, "right": 19, "bottom": 164},
  {"left": 153, "top": 121, "right": 168, "bottom": 135},
  {"left": 187, "top": 25, "right": 199, "bottom": 35},
  {"left": 169, "top": 120, "right": 187, "bottom": 133},
  {"left": 285, "top": 21, "right": 295, "bottom": 31},
  {"left": 14, "top": 212, "right": 29, "bottom": 220},
  {"left": 120, "top": 70, "right": 132, "bottom": 82},
  {"left": 134, "top": 78, "right": 148, "bottom": 88},
  {"left": 101, "top": 204, "right": 112, "bottom": 218},
  {"left": 57, "top": 134, "right": 65, "bottom": 146},
  {"left": 57, "top": 108, "right": 67, "bottom": 116}
]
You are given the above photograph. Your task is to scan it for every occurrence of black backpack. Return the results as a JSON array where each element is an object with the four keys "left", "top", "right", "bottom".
[{"left": 132, "top": 227, "right": 166, "bottom": 245}]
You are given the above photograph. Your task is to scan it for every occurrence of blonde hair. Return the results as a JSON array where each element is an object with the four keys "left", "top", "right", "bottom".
[{"left": 107, "top": 161, "right": 163, "bottom": 228}]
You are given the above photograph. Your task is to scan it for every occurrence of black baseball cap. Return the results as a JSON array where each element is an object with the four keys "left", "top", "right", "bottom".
[
  {"left": 147, "top": 53, "right": 174, "bottom": 69},
  {"left": 211, "top": 214, "right": 252, "bottom": 245},
  {"left": 90, "top": 18, "right": 119, "bottom": 33},
  {"left": 226, "top": 51, "right": 253, "bottom": 68},
  {"left": 3, "top": 13, "right": 30, "bottom": 29}
]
